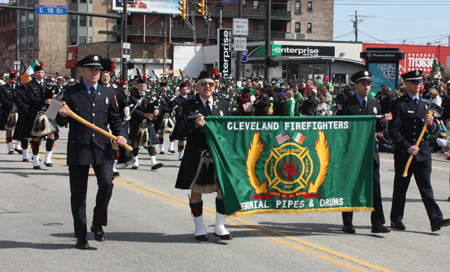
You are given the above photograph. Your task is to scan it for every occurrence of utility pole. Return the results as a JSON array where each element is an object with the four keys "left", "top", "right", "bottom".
[
  {"left": 348, "top": 10, "right": 375, "bottom": 42},
  {"left": 236, "top": 0, "right": 243, "bottom": 81},
  {"left": 264, "top": 0, "right": 271, "bottom": 80},
  {"left": 121, "top": 2, "right": 128, "bottom": 80}
]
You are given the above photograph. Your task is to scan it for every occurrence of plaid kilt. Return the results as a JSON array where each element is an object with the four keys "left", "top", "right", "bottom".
[{"left": 175, "top": 144, "right": 202, "bottom": 189}]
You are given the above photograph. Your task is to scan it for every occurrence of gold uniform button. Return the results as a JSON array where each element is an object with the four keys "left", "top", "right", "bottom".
[
  {"left": 92, "top": 113, "right": 95, "bottom": 116},
  {"left": 93, "top": 103, "right": 95, "bottom": 106},
  {"left": 92, "top": 134, "right": 95, "bottom": 137}
]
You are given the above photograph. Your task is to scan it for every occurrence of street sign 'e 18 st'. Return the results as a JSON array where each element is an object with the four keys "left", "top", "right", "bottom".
[{"left": 35, "top": 5, "right": 67, "bottom": 15}]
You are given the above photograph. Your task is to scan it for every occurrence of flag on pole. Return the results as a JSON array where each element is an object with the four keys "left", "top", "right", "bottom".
[
  {"left": 22, "top": 59, "right": 40, "bottom": 84},
  {"left": 7, "top": 42, "right": 16, "bottom": 50}
]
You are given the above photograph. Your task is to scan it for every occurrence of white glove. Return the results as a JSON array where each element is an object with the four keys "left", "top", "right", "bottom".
[{"left": 123, "top": 106, "right": 131, "bottom": 121}]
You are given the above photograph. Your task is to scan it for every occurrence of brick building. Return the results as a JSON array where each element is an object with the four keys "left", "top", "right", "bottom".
[{"left": 0, "top": 1, "right": 17, "bottom": 74}]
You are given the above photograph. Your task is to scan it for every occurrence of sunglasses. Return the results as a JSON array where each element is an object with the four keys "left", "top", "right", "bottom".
[{"left": 199, "top": 81, "right": 215, "bottom": 87}]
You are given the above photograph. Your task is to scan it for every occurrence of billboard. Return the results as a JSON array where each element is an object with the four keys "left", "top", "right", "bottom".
[
  {"left": 363, "top": 43, "right": 450, "bottom": 76},
  {"left": 112, "top": 0, "right": 179, "bottom": 14}
]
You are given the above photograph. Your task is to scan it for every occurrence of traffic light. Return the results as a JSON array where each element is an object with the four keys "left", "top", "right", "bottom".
[
  {"left": 179, "top": 1, "right": 187, "bottom": 19},
  {"left": 197, "top": 0, "right": 206, "bottom": 16}
]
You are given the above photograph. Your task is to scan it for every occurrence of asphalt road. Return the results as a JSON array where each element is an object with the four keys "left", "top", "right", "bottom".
[{"left": 1, "top": 128, "right": 450, "bottom": 272}]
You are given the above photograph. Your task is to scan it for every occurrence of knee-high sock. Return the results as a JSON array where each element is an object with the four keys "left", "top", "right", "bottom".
[
  {"left": 31, "top": 141, "right": 40, "bottom": 156},
  {"left": 215, "top": 198, "right": 226, "bottom": 215},
  {"left": 132, "top": 147, "right": 139, "bottom": 157},
  {"left": 147, "top": 146, "right": 156, "bottom": 156},
  {"left": 190, "top": 201, "right": 203, "bottom": 217},
  {"left": 46, "top": 139, "right": 55, "bottom": 152}
]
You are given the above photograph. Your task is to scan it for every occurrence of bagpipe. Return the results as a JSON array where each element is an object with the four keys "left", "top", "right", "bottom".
[{"left": 133, "top": 119, "right": 150, "bottom": 148}]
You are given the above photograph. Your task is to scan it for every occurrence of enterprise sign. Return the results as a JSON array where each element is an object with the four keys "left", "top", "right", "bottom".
[{"left": 249, "top": 45, "right": 335, "bottom": 57}]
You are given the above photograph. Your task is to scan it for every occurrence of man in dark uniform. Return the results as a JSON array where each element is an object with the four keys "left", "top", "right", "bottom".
[
  {"left": 173, "top": 70, "right": 231, "bottom": 241},
  {"left": 154, "top": 82, "right": 174, "bottom": 154},
  {"left": 378, "top": 84, "right": 393, "bottom": 115},
  {"left": 56, "top": 54, "right": 127, "bottom": 249},
  {"left": 389, "top": 70, "right": 450, "bottom": 232},
  {"left": 24, "top": 65, "right": 58, "bottom": 169},
  {"left": 336, "top": 70, "right": 392, "bottom": 234},
  {"left": 99, "top": 61, "right": 130, "bottom": 176},
  {"left": 128, "top": 79, "right": 163, "bottom": 170},
  {"left": 0, "top": 73, "right": 19, "bottom": 154},
  {"left": 12, "top": 84, "right": 31, "bottom": 161},
  {"left": 171, "top": 82, "right": 193, "bottom": 160}
]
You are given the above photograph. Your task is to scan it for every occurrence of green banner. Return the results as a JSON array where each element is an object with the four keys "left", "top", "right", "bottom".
[{"left": 204, "top": 116, "right": 376, "bottom": 216}]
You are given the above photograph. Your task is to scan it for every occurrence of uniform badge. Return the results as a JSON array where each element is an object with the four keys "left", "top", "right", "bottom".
[
  {"left": 14, "top": 91, "right": 17, "bottom": 96},
  {"left": 94, "top": 55, "right": 99, "bottom": 61},
  {"left": 337, "top": 104, "right": 342, "bottom": 110},
  {"left": 220, "top": 110, "right": 224, "bottom": 116},
  {"left": 415, "top": 70, "right": 420, "bottom": 76},
  {"left": 172, "top": 101, "right": 176, "bottom": 107},
  {"left": 364, "top": 71, "right": 369, "bottom": 76},
  {"left": 105, "top": 97, "right": 109, "bottom": 105},
  {"left": 373, "top": 107, "right": 377, "bottom": 114},
  {"left": 178, "top": 107, "right": 183, "bottom": 116}
]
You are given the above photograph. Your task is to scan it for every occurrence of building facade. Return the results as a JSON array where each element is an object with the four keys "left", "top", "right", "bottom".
[{"left": 0, "top": 1, "right": 18, "bottom": 74}]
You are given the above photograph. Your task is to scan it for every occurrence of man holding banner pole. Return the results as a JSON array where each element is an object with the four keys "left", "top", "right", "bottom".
[
  {"left": 173, "top": 70, "right": 231, "bottom": 241},
  {"left": 336, "top": 70, "right": 392, "bottom": 234}
]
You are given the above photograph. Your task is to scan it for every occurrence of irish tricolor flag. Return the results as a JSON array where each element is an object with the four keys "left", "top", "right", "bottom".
[
  {"left": 292, "top": 131, "right": 306, "bottom": 144},
  {"left": 21, "top": 59, "right": 40, "bottom": 84}
]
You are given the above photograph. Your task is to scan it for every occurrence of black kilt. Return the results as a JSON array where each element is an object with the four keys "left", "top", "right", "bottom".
[
  {"left": 129, "top": 120, "right": 159, "bottom": 146},
  {"left": 12, "top": 112, "right": 30, "bottom": 140},
  {"left": 175, "top": 144, "right": 202, "bottom": 189},
  {"left": 154, "top": 115, "right": 164, "bottom": 134},
  {"left": 0, "top": 106, "right": 12, "bottom": 131},
  {"left": 23, "top": 109, "right": 38, "bottom": 139}
]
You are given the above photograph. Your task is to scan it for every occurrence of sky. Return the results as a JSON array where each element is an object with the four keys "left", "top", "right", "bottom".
[
  {"left": 333, "top": 0, "right": 450, "bottom": 45},
  {"left": 1, "top": 0, "right": 449, "bottom": 46}
]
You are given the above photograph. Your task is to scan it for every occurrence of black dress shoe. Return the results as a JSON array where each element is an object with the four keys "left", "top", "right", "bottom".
[
  {"left": 151, "top": 163, "right": 163, "bottom": 170},
  {"left": 8, "top": 151, "right": 14, "bottom": 155},
  {"left": 76, "top": 239, "right": 90, "bottom": 249},
  {"left": 44, "top": 162, "right": 53, "bottom": 167},
  {"left": 431, "top": 218, "right": 450, "bottom": 232},
  {"left": 132, "top": 166, "right": 138, "bottom": 169},
  {"left": 214, "top": 232, "right": 232, "bottom": 240},
  {"left": 371, "top": 224, "right": 390, "bottom": 233},
  {"left": 33, "top": 166, "right": 41, "bottom": 170},
  {"left": 195, "top": 235, "right": 208, "bottom": 241},
  {"left": 113, "top": 171, "right": 120, "bottom": 176},
  {"left": 15, "top": 148, "right": 23, "bottom": 154},
  {"left": 342, "top": 225, "right": 356, "bottom": 234},
  {"left": 91, "top": 225, "right": 106, "bottom": 241},
  {"left": 23, "top": 159, "right": 29, "bottom": 162},
  {"left": 390, "top": 221, "right": 406, "bottom": 230},
  {"left": 160, "top": 151, "right": 165, "bottom": 154},
  {"left": 168, "top": 150, "right": 175, "bottom": 153}
]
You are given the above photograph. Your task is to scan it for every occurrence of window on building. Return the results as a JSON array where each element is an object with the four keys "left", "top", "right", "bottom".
[
  {"left": 161, "top": 19, "right": 165, "bottom": 26},
  {"left": 171, "top": 18, "right": 175, "bottom": 28},
  {"left": 178, "top": 39, "right": 184, "bottom": 44},
  {"left": 21, "top": 15, "right": 26, "bottom": 28},
  {"left": 88, "top": 37, "right": 92, "bottom": 43},
  {"left": 253, "top": 1, "right": 258, "bottom": 10},
  {"left": 72, "top": 15, "right": 77, "bottom": 26},
  {"left": 89, "top": 0, "right": 92, "bottom": 3},
  {"left": 79, "top": 36, "right": 86, "bottom": 44},
  {"left": 20, "top": 37, "right": 26, "bottom": 45},
  {"left": 71, "top": 36, "right": 77, "bottom": 45},
  {"left": 28, "top": 0, "right": 33, "bottom": 3},
  {"left": 295, "top": 1, "right": 301, "bottom": 13},
  {"left": 308, "top": 1, "right": 312, "bottom": 11},
  {"left": 28, "top": 13, "right": 33, "bottom": 26},
  {"left": 21, "top": 0, "right": 25, "bottom": 5},
  {"left": 295, "top": 22, "right": 301, "bottom": 33},
  {"left": 242, "top": 0, "right": 246, "bottom": 7},
  {"left": 215, "top": 19, "right": 220, "bottom": 29},
  {"left": 307, "top": 22, "right": 312, "bottom": 32},
  {"left": 28, "top": 36, "right": 33, "bottom": 48},
  {"left": 89, "top": 16, "right": 92, "bottom": 27},
  {"left": 71, "top": 0, "right": 76, "bottom": 3},
  {"left": 80, "top": 15, "right": 86, "bottom": 27},
  {"left": 80, "top": 0, "right": 86, "bottom": 3},
  {"left": 178, "top": 17, "right": 183, "bottom": 28},
  {"left": 253, "top": 20, "right": 259, "bottom": 31}
]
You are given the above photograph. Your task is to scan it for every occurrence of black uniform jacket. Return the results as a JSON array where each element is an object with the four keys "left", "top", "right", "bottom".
[
  {"left": 336, "top": 95, "right": 385, "bottom": 165},
  {"left": 56, "top": 82, "right": 126, "bottom": 165},
  {"left": 389, "top": 94, "right": 438, "bottom": 162},
  {"left": 173, "top": 94, "right": 229, "bottom": 189},
  {"left": 0, "top": 84, "right": 14, "bottom": 110},
  {"left": 25, "top": 79, "right": 47, "bottom": 112}
]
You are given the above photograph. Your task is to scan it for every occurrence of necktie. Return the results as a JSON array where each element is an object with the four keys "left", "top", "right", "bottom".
[
  {"left": 362, "top": 100, "right": 367, "bottom": 113},
  {"left": 90, "top": 86, "right": 96, "bottom": 101},
  {"left": 414, "top": 98, "right": 418, "bottom": 104},
  {"left": 205, "top": 100, "right": 212, "bottom": 115}
]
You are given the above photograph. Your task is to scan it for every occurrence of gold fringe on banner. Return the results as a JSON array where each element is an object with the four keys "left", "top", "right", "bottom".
[{"left": 230, "top": 207, "right": 375, "bottom": 217}]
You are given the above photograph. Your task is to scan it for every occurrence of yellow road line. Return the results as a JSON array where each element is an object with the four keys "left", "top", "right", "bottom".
[{"left": 2, "top": 138, "right": 392, "bottom": 271}]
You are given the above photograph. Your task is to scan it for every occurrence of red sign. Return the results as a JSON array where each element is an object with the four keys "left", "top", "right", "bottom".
[
  {"left": 66, "top": 45, "right": 78, "bottom": 69},
  {"left": 363, "top": 43, "right": 450, "bottom": 75}
]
